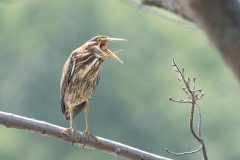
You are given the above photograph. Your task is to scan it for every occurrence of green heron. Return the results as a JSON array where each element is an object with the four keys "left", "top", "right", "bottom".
[{"left": 60, "top": 35, "right": 126, "bottom": 142}]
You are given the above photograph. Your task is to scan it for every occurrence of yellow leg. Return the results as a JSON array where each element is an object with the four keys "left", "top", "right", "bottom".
[
  {"left": 61, "top": 107, "right": 81, "bottom": 145},
  {"left": 70, "top": 107, "right": 75, "bottom": 130},
  {"left": 81, "top": 103, "right": 99, "bottom": 147},
  {"left": 83, "top": 104, "right": 89, "bottom": 132}
]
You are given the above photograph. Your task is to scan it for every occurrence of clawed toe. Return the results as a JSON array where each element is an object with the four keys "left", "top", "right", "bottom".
[
  {"left": 80, "top": 130, "right": 99, "bottom": 148},
  {"left": 61, "top": 128, "right": 81, "bottom": 145},
  {"left": 61, "top": 128, "right": 99, "bottom": 147},
  {"left": 61, "top": 127, "right": 74, "bottom": 136}
]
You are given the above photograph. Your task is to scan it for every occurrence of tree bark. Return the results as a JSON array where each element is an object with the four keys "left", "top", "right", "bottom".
[
  {"left": 0, "top": 111, "right": 172, "bottom": 160},
  {"left": 142, "top": 0, "right": 240, "bottom": 80}
]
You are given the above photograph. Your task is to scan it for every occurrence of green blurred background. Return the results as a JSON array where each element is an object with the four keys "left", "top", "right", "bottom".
[{"left": 1, "top": 0, "right": 240, "bottom": 160}]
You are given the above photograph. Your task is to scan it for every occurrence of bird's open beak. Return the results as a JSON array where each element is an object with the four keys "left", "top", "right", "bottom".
[
  {"left": 106, "top": 37, "right": 127, "bottom": 43},
  {"left": 107, "top": 50, "right": 124, "bottom": 63},
  {"left": 105, "top": 37, "right": 127, "bottom": 63}
]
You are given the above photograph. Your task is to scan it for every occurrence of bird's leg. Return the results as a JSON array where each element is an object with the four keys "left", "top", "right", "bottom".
[
  {"left": 80, "top": 105, "right": 99, "bottom": 148},
  {"left": 61, "top": 110, "right": 75, "bottom": 134},
  {"left": 61, "top": 108, "right": 81, "bottom": 145},
  {"left": 84, "top": 104, "right": 89, "bottom": 132}
]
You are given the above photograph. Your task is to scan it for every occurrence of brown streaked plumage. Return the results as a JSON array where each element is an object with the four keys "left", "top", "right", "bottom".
[{"left": 60, "top": 35, "right": 126, "bottom": 139}]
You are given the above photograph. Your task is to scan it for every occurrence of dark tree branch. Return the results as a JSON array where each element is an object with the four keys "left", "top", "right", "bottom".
[
  {"left": 0, "top": 111, "right": 172, "bottom": 160},
  {"left": 142, "top": 0, "right": 240, "bottom": 81},
  {"left": 142, "top": 0, "right": 194, "bottom": 22}
]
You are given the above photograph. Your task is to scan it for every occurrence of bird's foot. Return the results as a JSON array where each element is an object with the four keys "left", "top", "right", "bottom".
[
  {"left": 61, "top": 127, "right": 75, "bottom": 134},
  {"left": 80, "top": 129, "right": 100, "bottom": 148},
  {"left": 61, "top": 127, "right": 81, "bottom": 145}
]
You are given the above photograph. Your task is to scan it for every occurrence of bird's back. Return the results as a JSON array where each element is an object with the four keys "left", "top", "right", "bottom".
[{"left": 60, "top": 46, "right": 103, "bottom": 120}]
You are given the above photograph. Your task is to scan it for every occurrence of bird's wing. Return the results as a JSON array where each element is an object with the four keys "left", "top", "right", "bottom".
[
  {"left": 96, "top": 73, "right": 100, "bottom": 85},
  {"left": 60, "top": 52, "right": 76, "bottom": 114}
]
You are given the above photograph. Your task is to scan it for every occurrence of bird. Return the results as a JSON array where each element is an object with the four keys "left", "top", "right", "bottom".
[{"left": 60, "top": 35, "right": 126, "bottom": 143}]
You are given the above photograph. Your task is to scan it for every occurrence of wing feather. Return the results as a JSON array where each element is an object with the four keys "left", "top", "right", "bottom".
[
  {"left": 60, "top": 53, "right": 76, "bottom": 115},
  {"left": 60, "top": 46, "right": 96, "bottom": 119}
]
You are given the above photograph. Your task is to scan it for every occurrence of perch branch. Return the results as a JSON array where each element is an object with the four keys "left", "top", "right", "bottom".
[{"left": 0, "top": 111, "right": 172, "bottom": 160}]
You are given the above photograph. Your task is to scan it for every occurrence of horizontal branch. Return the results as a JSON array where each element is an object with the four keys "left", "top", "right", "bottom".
[{"left": 0, "top": 111, "right": 172, "bottom": 160}]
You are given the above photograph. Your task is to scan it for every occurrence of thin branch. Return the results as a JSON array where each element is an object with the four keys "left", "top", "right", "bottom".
[
  {"left": 196, "top": 103, "right": 202, "bottom": 137},
  {"left": 182, "top": 88, "right": 191, "bottom": 98},
  {"left": 166, "top": 145, "right": 202, "bottom": 156},
  {"left": 0, "top": 111, "right": 172, "bottom": 160},
  {"left": 169, "top": 97, "right": 191, "bottom": 104},
  {"left": 172, "top": 59, "right": 202, "bottom": 141},
  {"left": 169, "top": 59, "right": 208, "bottom": 160},
  {"left": 189, "top": 98, "right": 202, "bottom": 144}
]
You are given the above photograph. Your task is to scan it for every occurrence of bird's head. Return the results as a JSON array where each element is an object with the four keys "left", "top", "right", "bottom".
[{"left": 88, "top": 35, "right": 127, "bottom": 63}]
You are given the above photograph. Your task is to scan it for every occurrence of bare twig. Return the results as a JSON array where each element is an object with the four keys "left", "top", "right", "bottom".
[
  {"left": 0, "top": 111, "right": 172, "bottom": 160},
  {"left": 169, "top": 97, "right": 191, "bottom": 104},
  {"left": 166, "top": 145, "right": 202, "bottom": 156},
  {"left": 196, "top": 103, "right": 202, "bottom": 137},
  {"left": 168, "top": 59, "right": 208, "bottom": 160}
]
